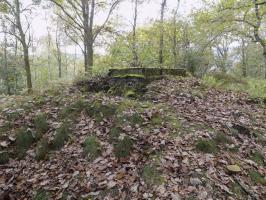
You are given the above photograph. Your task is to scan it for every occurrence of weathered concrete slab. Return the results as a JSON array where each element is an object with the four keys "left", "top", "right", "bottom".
[{"left": 108, "top": 68, "right": 187, "bottom": 77}]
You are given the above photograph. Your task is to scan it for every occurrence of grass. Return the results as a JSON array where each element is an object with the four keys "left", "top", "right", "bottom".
[
  {"left": 213, "top": 132, "right": 232, "bottom": 145},
  {"left": 150, "top": 113, "right": 163, "bottom": 126},
  {"left": 114, "top": 136, "right": 134, "bottom": 158},
  {"left": 249, "top": 170, "right": 266, "bottom": 185},
  {"left": 83, "top": 136, "right": 101, "bottom": 161},
  {"left": 125, "top": 113, "right": 144, "bottom": 125},
  {"left": 142, "top": 165, "right": 164, "bottom": 186},
  {"left": 35, "top": 137, "right": 49, "bottom": 161},
  {"left": 60, "top": 99, "right": 88, "bottom": 120},
  {"left": 34, "top": 113, "right": 49, "bottom": 136},
  {"left": 51, "top": 123, "right": 71, "bottom": 150},
  {"left": 196, "top": 138, "right": 217, "bottom": 153},
  {"left": 109, "top": 127, "right": 122, "bottom": 143},
  {"left": 0, "top": 151, "right": 9, "bottom": 164},
  {"left": 16, "top": 128, "right": 34, "bottom": 159},
  {"left": 86, "top": 101, "right": 117, "bottom": 122},
  {"left": 250, "top": 151, "right": 265, "bottom": 166},
  {"left": 33, "top": 189, "right": 50, "bottom": 200},
  {"left": 203, "top": 73, "right": 266, "bottom": 99}
]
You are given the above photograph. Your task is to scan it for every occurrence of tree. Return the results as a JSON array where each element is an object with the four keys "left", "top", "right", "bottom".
[
  {"left": 50, "top": 0, "right": 122, "bottom": 74},
  {"left": 158, "top": 0, "right": 167, "bottom": 66},
  {"left": 0, "top": 0, "right": 35, "bottom": 93}
]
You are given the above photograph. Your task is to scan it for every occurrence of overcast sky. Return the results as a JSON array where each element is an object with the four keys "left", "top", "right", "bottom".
[{"left": 32, "top": 0, "right": 203, "bottom": 38}]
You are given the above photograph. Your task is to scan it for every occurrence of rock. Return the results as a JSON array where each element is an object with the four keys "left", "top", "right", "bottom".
[{"left": 226, "top": 165, "right": 241, "bottom": 173}]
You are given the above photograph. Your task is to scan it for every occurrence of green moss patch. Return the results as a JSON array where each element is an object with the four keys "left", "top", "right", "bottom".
[
  {"left": 142, "top": 165, "right": 164, "bottom": 186},
  {"left": 249, "top": 170, "right": 266, "bottom": 185},
  {"left": 0, "top": 151, "right": 9, "bottom": 164},
  {"left": 51, "top": 123, "right": 71, "bottom": 150},
  {"left": 114, "top": 136, "right": 134, "bottom": 158},
  {"left": 250, "top": 151, "right": 265, "bottom": 166},
  {"left": 35, "top": 137, "right": 49, "bottom": 161},
  {"left": 34, "top": 113, "right": 49, "bottom": 136},
  {"left": 16, "top": 128, "right": 34, "bottom": 159},
  {"left": 196, "top": 138, "right": 217, "bottom": 154},
  {"left": 83, "top": 136, "right": 101, "bottom": 161}
]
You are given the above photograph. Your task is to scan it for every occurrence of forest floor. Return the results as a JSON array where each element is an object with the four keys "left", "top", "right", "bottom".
[{"left": 0, "top": 76, "right": 266, "bottom": 200}]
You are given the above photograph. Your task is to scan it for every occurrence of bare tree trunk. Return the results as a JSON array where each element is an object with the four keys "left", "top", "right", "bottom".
[
  {"left": 15, "top": 0, "right": 32, "bottom": 93},
  {"left": 172, "top": 0, "right": 180, "bottom": 68},
  {"left": 132, "top": 0, "right": 139, "bottom": 68},
  {"left": 65, "top": 47, "right": 68, "bottom": 80},
  {"left": 56, "top": 23, "right": 62, "bottom": 78},
  {"left": 159, "top": 0, "right": 167, "bottom": 67},
  {"left": 73, "top": 46, "right": 77, "bottom": 76},
  {"left": 241, "top": 38, "right": 247, "bottom": 77}
]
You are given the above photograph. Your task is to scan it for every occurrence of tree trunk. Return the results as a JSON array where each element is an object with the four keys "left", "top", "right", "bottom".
[
  {"left": 23, "top": 44, "right": 33, "bottom": 93},
  {"left": 241, "top": 38, "right": 247, "bottom": 77},
  {"left": 159, "top": 0, "right": 167, "bottom": 67},
  {"left": 263, "top": 48, "right": 266, "bottom": 79},
  {"left": 132, "top": 0, "right": 139, "bottom": 68}
]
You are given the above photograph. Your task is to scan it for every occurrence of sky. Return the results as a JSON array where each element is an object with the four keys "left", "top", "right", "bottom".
[{"left": 32, "top": 0, "right": 203, "bottom": 37}]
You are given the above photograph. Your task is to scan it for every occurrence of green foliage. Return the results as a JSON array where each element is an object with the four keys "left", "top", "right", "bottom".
[
  {"left": 125, "top": 113, "right": 144, "bottom": 125},
  {"left": 142, "top": 165, "right": 164, "bottom": 186},
  {"left": 124, "top": 89, "right": 136, "bottom": 98},
  {"left": 83, "top": 136, "right": 101, "bottom": 161},
  {"left": 52, "top": 123, "right": 71, "bottom": 150},
  {"left": 0, "top": 151, "right": 9, "bottom": 164},
  {"left": 60, "top": 99, "right": 88, "bottom": 120},
  {"left": 109, "top": 127, "right": 122, "bottom": 143},
  {"left": 114, "top": 136, "right": 134, "bottom": 158},
  {"left": 150, "top": 114, "right": 163, "bottom": 126},
  {"left": 213, "top": 132, "right": 232, "bottom": 145},
  {"left": 16, "top": 128, "right": 34, "bottom": 159},
  {"left": 250, "top": 151, "right": 265, "bottom": 166},
  {"left": 86, "top": 101, "right": 117, "bottom": 122},
  {"left": 196, "top": 138, "right": 217, "bottom": 153},
  {"left": 35, "top": 137, "right": 49, "bottom": 161},
  {"left": 34, "top": 113, "right": 49, "bottom": 135},
  {"left": 33, "top": 189, "right": 50, "bottom": 200},
  {"left": 249, "top": 170, "right": 266, "bottom": 185}
]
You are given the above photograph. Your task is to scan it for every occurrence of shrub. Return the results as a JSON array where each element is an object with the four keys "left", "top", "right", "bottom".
[
  {"left": 0, "top": 151, "right": 9, "bottom": 164},
  {"left": 250, "top": 151, "right": 265, "bottom": 166},
  {"left": 125, "top": 113, "right": 144, "bottom": 125},
  {"left": 83, "top": 136, "right": 101, "bottom": 161},
  {"left": 196, "top": 138, "right": 217, "bottom": 153},
  {"left": 35, "top": 137, "right": 49, "bottom": 161},
  {"left": 60, "top": 99, "right": 88, "bottom": 119},
  {"left": 213, "top": 132, "right": 232, "bottom": 145},
  {"left": 142, "top": 165, "right": 164, "bottom": 186},
  {"left": 16, "top": 128, "right": 34, "bottom": 158},
  {"left": 114, "top": 136, "right": 134, "bottom": 158},
  {"left": 51, "top": 123, "right": 71, "bottom": 150},
  {"left": 86, "top": 101, "right": 117, "bottom": 122},
  {"left": 34, "top": 113, "right": 49, "bottom": 135}
]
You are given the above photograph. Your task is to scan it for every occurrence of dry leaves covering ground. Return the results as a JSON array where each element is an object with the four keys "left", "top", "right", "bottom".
[{"left": 0, "top": 77, "right": 266, "bottom": 200}]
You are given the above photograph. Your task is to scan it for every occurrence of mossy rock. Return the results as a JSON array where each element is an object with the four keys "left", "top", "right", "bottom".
[
  {"left": 142, "top": 165, "right": 164, "bottom": 186},
  {"left": 249, "top": 170, "right": 266, "bottom": 185},
  {"left": 83, "top": 136, "right": 101, "bottom": 161},
  {"left": 35, "top": 137, "right": 49, "bottom": 161},
  {"left": 0, "top": 151, "right": 9, "bottom": 164},
  {"left": 250, "top": 151, "right": 265, "bottom": 166},
  {"left": 34, "top": 113, "right": 49, "bottom": 137},
  {"left": 16, "top": 128, "right": 34, "bottom": 159},
  {"left": 109, "top": 127, "right": 122, "bottom": 143},
  {"left": 196, "top": 139, "right": 217, "bottom": 154},
  {"left": 33, "top": 189, "right": 50, "bottom": 200},
  {"left": 114, "top": 136, "right": 134, "bottom": 158},
  {"left": 213, "top": 132, "right": 232, "bottom": 145},
  {"left": 51, "top": 123, "right": 71, "bottom": 150}
]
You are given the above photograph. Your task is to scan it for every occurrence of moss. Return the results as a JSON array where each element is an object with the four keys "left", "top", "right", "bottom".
[
  {"left": 142, "top": 165, "right": 164, "bottom": 186},
  {"left": 83, "top": 136, "right": 101, "bottom": 161},
  {"left": 0, "top": 151, "right": 9, "bottom": 164},
  {"left": 124, "top": 89, "right": 136, "bottom": 98},
  {"left": 34, "top": 113, "right": 49, "bottom": 136},
  {"left": 35, "top": 137, "right": 49, "bottom": 161},
  {"left": 249, "top": 170, "right": 266, "bottom": 185},
  {"left": 196, "top": 139, "right": 217, "bottom": 154},
  {"left": 250, "top": 151, "right": 265, "bottom": 166},
  {"left": 114, "top": 136, "right": 134, "bottom": 158},
  {"left": 113, "top": 74, "right": 146, "bottom": 79},
  {"left": 213, "top": 132, "right": 232, "bottom": 145},
  {"left": 33, "top": 189, "right": 50, "bottom": 200},
  {"left": 109, "top": 127, "right": 122, "bottom": 143},
  {"left": 51, "top": 123, "right": 71, "bottom": 150},
  {"left": 16, "top": 128, "right": 34, "bottom": 159},
  {"left": 150, "top": 114, "right": 163, "bottom": 126}
]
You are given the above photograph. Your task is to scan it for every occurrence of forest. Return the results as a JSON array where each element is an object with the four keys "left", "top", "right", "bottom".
[{"left": 0, "top": 0, "right": 266, "bottom": 199}]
